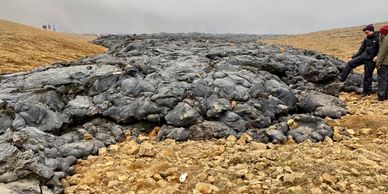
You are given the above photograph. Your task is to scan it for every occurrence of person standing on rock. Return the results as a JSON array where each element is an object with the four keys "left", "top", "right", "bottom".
[
  {"left": 373, "top": 25, "right": 388, "bottom": 101},
  {"left": 339, "top": 24, "right": 380, "bottom": 96}
]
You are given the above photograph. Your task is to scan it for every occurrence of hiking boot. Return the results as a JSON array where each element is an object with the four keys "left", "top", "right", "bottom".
[
  {"left": 362, "top": 92, "right": 371, "bottom": 97},
  {"left": 378, "top": 95, "right": 385, "bottom": 101},
  {"left": 337, "top": 76, "right": 346, "bottom": 82}
]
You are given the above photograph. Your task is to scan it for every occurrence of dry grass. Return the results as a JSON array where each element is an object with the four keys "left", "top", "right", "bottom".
[
  {"left": 263, "top": 22, "right": 387, "bottom": 61},
  {"left": 0, "top": 19, "right": 107, "bottom": 74}
]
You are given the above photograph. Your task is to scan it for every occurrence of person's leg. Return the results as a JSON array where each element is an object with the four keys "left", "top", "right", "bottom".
[
  {"left": 339, "top": 57, "right": 364, "bottom": 81},
  {"left": 363, "top": 60, "right": 376, "bottom": 95},
  {"left": 377, "top": 65, "right": 388, "bottom": 100},
  {"left": 384, "top": 65, "right": 388, "bottom": 100}
]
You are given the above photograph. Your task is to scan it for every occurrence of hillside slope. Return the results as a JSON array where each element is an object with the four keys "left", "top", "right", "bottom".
[
  {"left": 0, "top": 20, "right": 107, "bottom": 73},
  {"left": 263, "top": 22, "right": 387, "bottom": 60}
]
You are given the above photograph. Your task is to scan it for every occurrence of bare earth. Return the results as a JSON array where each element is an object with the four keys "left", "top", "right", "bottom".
[
  {"left": 0, "top": 20, "right": 106, "bottom": 74},
  {"left": 0, "top": 20, "right": 386, "bottom": 193}
]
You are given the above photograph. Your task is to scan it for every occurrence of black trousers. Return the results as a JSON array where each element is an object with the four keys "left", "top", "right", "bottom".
[
  {"left": 377, "top": 64, "right": 388, "bottom": 99},
  {"left": 340, "top": 57, "right": 375, "bottom": 94}
]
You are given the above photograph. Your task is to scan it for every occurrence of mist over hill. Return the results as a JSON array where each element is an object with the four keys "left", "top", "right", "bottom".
[{"left": 0, "top": 0, "right": 387, "bottom": 34}]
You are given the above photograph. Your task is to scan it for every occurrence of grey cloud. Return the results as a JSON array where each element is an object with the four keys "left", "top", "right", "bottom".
[{"left": 0, "top": 0, "right": 387, "bottom": 34}]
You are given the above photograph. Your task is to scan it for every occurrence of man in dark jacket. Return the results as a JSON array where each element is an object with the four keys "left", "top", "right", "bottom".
[{"left": 339, "top": 24, "right": 380, "bottom": 96}]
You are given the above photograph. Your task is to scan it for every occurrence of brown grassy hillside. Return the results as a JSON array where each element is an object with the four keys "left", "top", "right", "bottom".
[
  {"left": 263, "top": 22, "right": 387, "bottom": 60},
  {"left": 0, "top": 20, "right": 107, "bottom": 73}
]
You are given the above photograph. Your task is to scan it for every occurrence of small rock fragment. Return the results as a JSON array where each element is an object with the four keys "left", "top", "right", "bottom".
[
  {"left": 287, "top": 119, "right": 299, "bottom": 129},
  {"left": 359, "top": 128, "right": 373, "bottom": 136},
  {"left": 227, "top": 135, "right": 237, "bottom": 142},
  {"left": 138, "top": 143, "right": 156, "bottom": 157},
  {"left": 195, "top": 182, "right": 220, "bottom": 194},
  {"left": 310, "top": 187, "right": 323, "bottom": 194},
  {"left": 179, "top": 173, "right": 188, "bottom": 183},
  {"left": 322, "top": 173, "right": 336, "bottom": 185},
  {"left": 98, "top": 147, "right": 107, "bottom": 156},
  {"left": 83, "top": 133, "right": 93, "bottom": 140},
  {"left": 237, "top": 133, "right": 253, "bottom": 145}
]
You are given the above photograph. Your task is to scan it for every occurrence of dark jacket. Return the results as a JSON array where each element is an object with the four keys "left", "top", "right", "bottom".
[{"left": 352, "top": 32, "right": 380, "bottom": 60}]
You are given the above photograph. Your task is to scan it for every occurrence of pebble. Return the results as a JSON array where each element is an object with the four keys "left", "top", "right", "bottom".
[
  {"left": 83, "top": 133, "right": 93, "bottom": 140},
  {"left": 157, "top": 180, "right": 168, "bottom": 187},
  {"left": 237, "top": 133, "right": 253, "bottom": 145},
  {"left": 359, "top": 128, "right": 373, "bottom": 136},
  {"left": 138, "top": 143, "right": 156, "bottom": 157},
  {"left": 153, "top": 174, "right": 163, "bottom": 181},
  {"left": 321, "top": 173, "right": 336, "bottom": 185},
  {"left": 195, "top": 182, "right": 220, "bottom": 194},
  {"left": 98, "top": 147, "right": 107, "bottom": 156},
  {"left": 226, "top": 135, "right": 237, "bottom": 142},
  {"left": 117, "top": 175, "right": 128, "bottom": 181},
  {"left": 287, "top": 186, "right": 303, "bottom": 193},
  {"left": 250, "top": 141, "right": 267, "bottom": 150},
  {"left": 310, "top": 187, "right": 323, "bottom": 194},
  {"left": 108, "top": 180, "right": 119, "bottom": 187},
  {"left": 207, "top": 176, "right": 216, "bottom": 183},
  {"left": 336, "top": 181, "right": 347, "bottom": 192}
]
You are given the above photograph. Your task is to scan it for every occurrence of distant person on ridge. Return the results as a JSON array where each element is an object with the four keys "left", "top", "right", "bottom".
[
  {"left": 339, "top": 24, "right": 380, "bottom": 96},
  {"left": 373, "top": 25, "right": 388, "bottom": 101}
]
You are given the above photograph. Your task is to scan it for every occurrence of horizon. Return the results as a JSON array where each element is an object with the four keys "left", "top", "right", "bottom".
[{"left": 0, "top": 0, "right": 387, "bottom": 35}]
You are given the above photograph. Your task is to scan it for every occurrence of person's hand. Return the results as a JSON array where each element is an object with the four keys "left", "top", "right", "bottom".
[
  {"left": 373, "top": 56, "right": 378, "bottom": 62},
  {"left": 346, "top": 57, "right": 352, "bottom": 62}
]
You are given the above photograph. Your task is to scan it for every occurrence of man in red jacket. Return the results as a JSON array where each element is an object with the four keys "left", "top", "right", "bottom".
[
  {"left": 339, "top": 24, "right": 380, "bottom": 96},
  {"left": 374, "top": 25, "right": 388, "bottom": 101}
]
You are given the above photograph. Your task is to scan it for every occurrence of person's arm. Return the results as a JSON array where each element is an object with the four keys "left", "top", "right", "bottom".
[
  {"left": 352, "top": 39, "right": 366, "bottom": 58},
  {"left": 377, "top": 37, "right": 388, "bottom": 65},
  {"left": 367, "top": 38, "right": 379, "bottom": 57}
]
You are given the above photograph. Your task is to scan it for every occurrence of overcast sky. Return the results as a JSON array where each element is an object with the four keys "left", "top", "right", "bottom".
[{"left": 0, "top": 0, "right": 387, "bottom": 34}]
